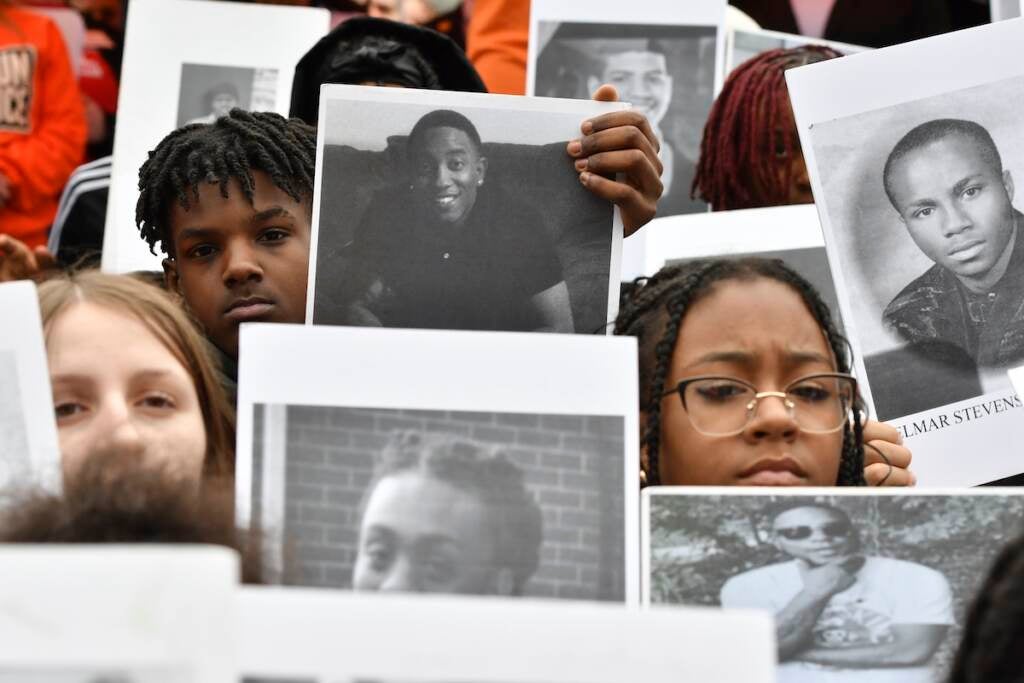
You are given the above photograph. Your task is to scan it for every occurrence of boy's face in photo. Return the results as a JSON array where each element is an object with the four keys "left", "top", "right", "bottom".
[
  {"left": 410, "top": 126, "right": 487, "bottom": 228},
  {"left": 351, "top": 471, "right": 514, "bottom": 596},
  {"left": 163, "top": 170, "right": 311, "bottom": 358},
  {"left": 771, "top": 507, "right": 856, "bottom": 566},
  {"left": 593, "top": 50, "right": 671, "bottom": 126},
  {"left": 888, "top": 134, "right": 1016, "bottom": 283}
]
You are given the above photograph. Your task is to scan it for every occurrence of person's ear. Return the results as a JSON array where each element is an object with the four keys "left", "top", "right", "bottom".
[
  {"left": 162, "top": 257, "right": 181, "bottom": 295},
  {"left": 492, "top": 567, "right": 516, "bottom": 596},
  {"left": 1003, "top": 169, "right": 1015, "bottom": 203},
  {"left": 476, "top": 155, "right": 488, "bottom": 185}
]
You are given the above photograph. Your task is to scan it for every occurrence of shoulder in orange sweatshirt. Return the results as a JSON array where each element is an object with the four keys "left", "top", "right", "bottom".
[{"left": 0, "top": 8, "right": 86, "bottom": 248}]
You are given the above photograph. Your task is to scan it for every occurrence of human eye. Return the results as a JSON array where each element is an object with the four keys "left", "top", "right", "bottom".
[
  {"left": 961, "top": 185, "right": 983, "bottom": 200},
  {"left": 362, "top": 538, "right": 394, "bottom": 572},
  {"left": 138, "top": 392, "right": 177, "bottom": 411},
  {"left": 257, "top": 228, "right": 289, "bottom": 243},
  {"left": 788, "top": 380, "right": 833, "bottom": 404},
  {"left": 693, "top": 380, "right": 748, "bottom": 404},
  {"left": 447, "top": 158, "right": 466, "bottom": 171},
  {"left": 421, "top": 552, "right": 456, "bottom": 585},
  {"left": 54, "top": 401, "right": 86, "bottom": 422},
  {"left": 911, "top": 206, "right": 934, "bottom": 219},
  {"left": 185, "top": 243, "right": 217, "bottom": 260}
]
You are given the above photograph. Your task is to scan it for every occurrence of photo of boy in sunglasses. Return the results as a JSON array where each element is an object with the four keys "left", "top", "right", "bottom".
[{"left": 720, "top": 503, "right": 953, "bottom": 682}]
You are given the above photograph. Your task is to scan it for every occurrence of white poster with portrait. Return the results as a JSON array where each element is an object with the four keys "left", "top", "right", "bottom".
[
  {"left": 527, "top": 0, "right": 726, "bottom": 218},
  {"left": 788, "top": 18, "right": 1024, "bottom": 486},
  {"left": 643, "top": 487, "right": 1024, "bottom": 683},
  {"left": 725, "top": 27, "right": 868, "bottom": 78},
  {"left": 102, "top": 0, "right": 329, "bottom": 274},
  {"left": 0, "top": 546, "right": 237, "bottom": 682},
  {"left": 235, "top": 323, "right": 640, "bottom": 603},
  {"left": 620, "top": 205, "right": 842, "bottom": 327},
  {"left": 236, "top": 587, "right": 776, "bottom": 682},
  {"left": 0, "top": 281, "right": 60, "bottom": 493}
]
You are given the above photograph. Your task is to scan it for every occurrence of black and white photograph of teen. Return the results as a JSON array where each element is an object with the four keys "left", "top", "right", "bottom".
[
  {"left": 805, "top": 77, "right": 1024, "bottom": 420},
  {"left": 0, "top": 349, "right": 30, "bottom": 486},
  {"left": 646, "top": 492, "right": 1024, "bottom": 683},
  {"left": 311, "top": 96, "right": 618, "bottom": 335},
  {"left": 533, "top": 22, "right": 716, "bottom": 217},
  {"left": 249, "top": 405, "right": 627, "bottom": 601},
  {"left": 175, "top": 63, "right": 278, "bottom": 127}
]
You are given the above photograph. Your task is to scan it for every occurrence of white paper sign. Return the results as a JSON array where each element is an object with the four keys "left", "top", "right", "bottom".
[
  {"left": 725, "top": 27, "right": 868, "bottom": 77},
  {"left": 236, "top": 323, "right": 640, "bottom": 603},
  {"left": 309, "top": 84, "right": 624, "bottom": 336},
  {"left": 527, "top": 0, "right": 725, "bottom": 218},
  {"left": 0, "top": 546, "right": 237, "bottom": 682},
  {"left": 787, "top": 19, "right": 1024, "bottom": 486},
  {"left": 101, "top": 0, "right": 329, "bottom": 274},
  {"left": 643, "top": 487, "right": 1024, "bottom": 683},
  {"left": 237, "top": 587, "right": 776, "bottom": 682},
  {"left": 0, "top": 281, "right": 60, "bottom": 493}
]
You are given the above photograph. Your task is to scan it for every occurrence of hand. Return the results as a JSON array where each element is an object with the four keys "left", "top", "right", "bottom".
[
  {"left": 0, "top": 234, "right": 57, "bottom": 282},
  {"left": 567, "top": 84, "right": 664, "bottom": 237},
  {"left": 802, "top": 560, "right": 858, "bottom": 599},
  {"left": 862, "top": 419, "right": 915, "bottom": 487}
]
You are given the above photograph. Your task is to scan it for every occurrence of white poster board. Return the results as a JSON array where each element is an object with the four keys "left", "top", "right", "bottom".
[
  {"left": 309, "top": 84, "right": 624, "bottom": 336},
  {"left": 527, "top": 0, "right": 725, "bottom": 218},
  {"left": 237, "top": 587, "right": 776, "bottom": 682},
  {"left": 101, "top": 0, "right": 329, "bottom": 274},
  {"left": 236, "top": 323, "right": 640, "bottom": 603},
  {"left": 0, "top": 546, "right": 237, "bottom": 682},
  {"left": 787, "top": 18, "right": 1024, "bottom": 486},
  {"left": 0, "top": 281, "right": 60, "bottom": 493},
  {"left": 643, "top": 487, "right": 1024, "bottom": 683},
  {"left": 725, "top": 27, "right": 868, "bottom": 77}
]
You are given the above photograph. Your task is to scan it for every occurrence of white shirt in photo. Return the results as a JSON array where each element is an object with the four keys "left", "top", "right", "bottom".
[{"left": 720, "top": 556, "right": 954, "bottom": 683}]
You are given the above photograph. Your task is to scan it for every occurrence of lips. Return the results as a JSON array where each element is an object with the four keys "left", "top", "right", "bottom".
[
  {"left": 737, "top": 457, "right": 808, "bottom": 486},
  {"left": 224, "top": 296, "right": 275, "bottom": 323},
  {"left": 947, "top": 239, "right": 985, "bottom": 261},
  {"left": 434, "top": 194, "right": 458, "bottom": 208}
]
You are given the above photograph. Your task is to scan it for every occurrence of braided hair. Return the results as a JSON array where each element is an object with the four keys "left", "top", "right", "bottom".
[
  {"left": 692, "top": 45, "right": 842, "bottom": 211},
  {"left": 948, "top": 534, "right": 1024, "bottom": 683},
  {"left": 614, "top": 257, "right": 865, "bottom": 487},
  {"left": 136, "top": 109, "right": 317, "bottom": 256}
]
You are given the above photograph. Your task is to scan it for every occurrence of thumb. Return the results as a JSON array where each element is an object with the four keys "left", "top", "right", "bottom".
[{"left": 590, "top": 84, "right": 619, "bottom": 103}]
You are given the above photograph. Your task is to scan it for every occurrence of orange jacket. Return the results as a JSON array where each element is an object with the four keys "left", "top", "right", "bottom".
[
  {"left": 0, "top": 9, "right": 86, "bottom": 248},
  {"left": 466, "top": 0, "right": 529, "bottom": 95}
]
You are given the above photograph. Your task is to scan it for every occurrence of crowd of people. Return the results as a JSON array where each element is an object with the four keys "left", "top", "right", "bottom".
[{"left": 1, "top": 0, "right": 1023, "bottom": 680}]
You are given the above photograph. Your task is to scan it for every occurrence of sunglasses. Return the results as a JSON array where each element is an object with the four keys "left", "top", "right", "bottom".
[{"left": 774, "top": 521, "right": 852, "bottom": 541}]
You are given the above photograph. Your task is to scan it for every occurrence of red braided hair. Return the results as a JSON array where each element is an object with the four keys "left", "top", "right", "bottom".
[{"left": 692, "top": 45, "right": 843, "bottom": 211}]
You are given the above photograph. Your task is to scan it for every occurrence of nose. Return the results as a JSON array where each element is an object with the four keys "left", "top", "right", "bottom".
[
  {"left": 942, "top": 202, "right": 972, "bottom": 237},
  {"left": 434, "top": 162, "right": 454, "bottom": 189},
  {"left": 92, "top": 400, "right": 146, "bottom": 460},
  {"left": 743, "top": 393, "right": 799, "bottom": 444},
  {"left": 377, "top": 555, "right": 417, "bottom": 592},
  {"left": 222, "top": 241, "right": 263, "bottom": 288}
]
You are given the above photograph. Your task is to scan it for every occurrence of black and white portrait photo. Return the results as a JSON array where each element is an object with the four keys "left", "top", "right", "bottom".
[
  {"left": 249, "top": 405, "right": 627, "bottom": 601},
  {"left": 175, "top": 62, "right": 278, "bottom": 127},
  {"left": 802, "top": 77, "right": 1024, "bottom": 420},
  {"left": 645, "top": 490, "right": 1024, "bottom": 683},
  {"left": 309, "top": 87, "right": 620, "bottom": 335},
  {"left": 533, "top": 22, "right": 716, "bottom": 217},
  {"left": 0, "top": 349, "right": 30, "bottom": 485}
]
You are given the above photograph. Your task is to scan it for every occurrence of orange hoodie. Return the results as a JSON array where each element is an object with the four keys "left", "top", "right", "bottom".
[{"left": 0, "top": 8, "right": 86, "bottom": 248}]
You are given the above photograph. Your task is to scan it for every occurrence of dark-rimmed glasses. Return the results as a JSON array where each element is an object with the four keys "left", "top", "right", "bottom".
[
  {"left": 660, "top": 373, "right": 857, "bottom": 437},
  {"left": 774, "top": 521, "right": 853, "bottom": 541}
]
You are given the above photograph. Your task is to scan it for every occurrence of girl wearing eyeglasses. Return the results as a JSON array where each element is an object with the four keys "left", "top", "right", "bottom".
[{"left": 615, "top": 257, "right": 913, "bottom": 487}]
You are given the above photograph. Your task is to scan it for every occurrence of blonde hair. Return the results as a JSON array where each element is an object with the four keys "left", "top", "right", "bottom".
[{"left": 37, "top": 270, "right": 235, "bottom": 478}]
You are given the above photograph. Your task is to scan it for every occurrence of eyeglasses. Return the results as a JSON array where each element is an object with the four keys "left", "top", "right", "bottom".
[
  {"left": 774, "top": 521, "right": 853, "bottom": 541},
  {"left": 661, "top": 373, "right": 857, "bottom": 437}
]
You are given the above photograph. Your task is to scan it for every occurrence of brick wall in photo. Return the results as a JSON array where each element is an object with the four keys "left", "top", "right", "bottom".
[{"left": 274, "top": 405, "right": 626, "bottom": 601}]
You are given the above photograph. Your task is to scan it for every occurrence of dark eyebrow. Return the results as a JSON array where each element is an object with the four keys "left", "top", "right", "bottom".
[
  {"left": 175, "top": 226, "right": 220, "bottom": 243},
  {"left": 682, "top": 349, "right": 833, "bottom": 372},
  {"left": 252, "top": 206, "right": 295, "bottom": 223},
  {"left": 952, "top": 174, "right": 985, "bottom": 196}
]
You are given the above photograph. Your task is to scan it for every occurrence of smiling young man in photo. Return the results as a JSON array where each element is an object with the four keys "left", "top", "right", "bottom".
[{"left": 882, "top": 118, "right": 1024, "bottom": 368}]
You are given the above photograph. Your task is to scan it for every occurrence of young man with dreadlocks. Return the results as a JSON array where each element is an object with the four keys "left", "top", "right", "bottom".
[
  {"left": 692, "top": 45, "right": 842, "bottom": 211},
  {"left": 614, "top": 257, "right": 914, "bottom": 488}
]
